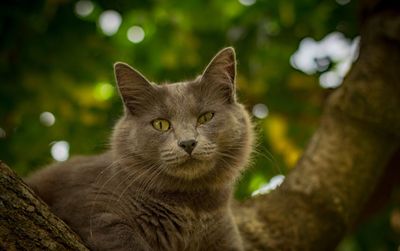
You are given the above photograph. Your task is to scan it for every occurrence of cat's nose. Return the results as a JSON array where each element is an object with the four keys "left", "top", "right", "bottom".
[{"left": 178, "top": 139, "right": 197, "bottom": 155}]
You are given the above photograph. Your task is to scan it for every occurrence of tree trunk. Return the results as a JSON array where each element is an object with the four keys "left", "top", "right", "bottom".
[
  {"left": 0, "top": 161, "right": 89, "bottom": 250},
  {"left": 0, "top": 0, "right": 399, "bottom": 250}
]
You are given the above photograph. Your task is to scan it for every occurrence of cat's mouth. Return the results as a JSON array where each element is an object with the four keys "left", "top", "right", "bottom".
[
  {"left": 162, "top": 151, "right": 214, "bottom": 166},
  {"left": 173, "top": 155, "right": 201, "bottom": 166},
  {"left": 181, "top": 156, "right": 200, "bottom": 165},
  {"left": 163, "top": 155, "right": 215, "bottom": 180}
]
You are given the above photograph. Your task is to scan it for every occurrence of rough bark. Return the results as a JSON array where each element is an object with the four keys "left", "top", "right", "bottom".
[
  {"left": 1, "top": 1, "right": 399, "bottom": 250},
  {"left": 0, "top": 161, "right": 89, "bottom": 251},
  {"left": 235, "top": 5, "right": 400, "bottom": 251}
]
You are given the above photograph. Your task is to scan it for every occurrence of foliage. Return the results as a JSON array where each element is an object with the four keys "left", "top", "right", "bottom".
[{"left": 1, "top": 0, "right": 396, "bottom": 249}]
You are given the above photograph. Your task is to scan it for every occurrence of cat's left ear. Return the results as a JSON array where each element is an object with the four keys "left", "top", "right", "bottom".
[{"left": 201, "top": 47, "right": 237, "bottom": 103}]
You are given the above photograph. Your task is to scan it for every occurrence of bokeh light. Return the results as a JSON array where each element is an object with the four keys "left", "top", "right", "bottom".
[
  {"left": 0, "top": 127, "right": 6, "bottom": 138},
  {"left": 239, "top": 0, "right": 256, "bottom": 6},
  {"left": 93, "top": 82, "right": 114, "bottom": 101},
  {"left": 127, "top": 26, "right": 145, "bottom": 44},
  {"left": 75, "top": 0, "right": 94, "bottom": 17},
  {"left": 39, "top": 112, "right": 56, "bottom": 127},
  {"left": 51, "top": 141, "right": 70, "bottom": 162},
  {"left": 99, "top": 10, "right": 122, "bottom": 36},
  {"left": 252, "top": 103, "right": 269, "bottom": 119},
  {"left": 336, "top": 0, "right": 351, "bottom": 5}
]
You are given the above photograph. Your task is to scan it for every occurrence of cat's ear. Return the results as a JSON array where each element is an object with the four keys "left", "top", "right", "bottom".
[
  {"left": 201, "top": 47, "right": 236, "bottom": 103},
  {"left": 114, "top": 62, "right": 153, "bottom": 114}
]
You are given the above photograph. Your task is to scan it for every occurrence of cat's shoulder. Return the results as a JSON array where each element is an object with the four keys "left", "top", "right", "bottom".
[
  {"left": 31, "top": 151, "right": 112, "bottom": 176},
  {"left": 26, "top": 152, "right": 112, "bottom": 197}
]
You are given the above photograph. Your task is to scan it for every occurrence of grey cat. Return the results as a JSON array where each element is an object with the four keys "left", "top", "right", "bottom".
[{"left": 27, "top": 47, "right": 254, "bottom": 251}]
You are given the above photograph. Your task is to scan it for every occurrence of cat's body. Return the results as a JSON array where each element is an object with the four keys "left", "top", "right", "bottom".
[{"left": 27, "top": 48, "right": 253, "bottom": 251}]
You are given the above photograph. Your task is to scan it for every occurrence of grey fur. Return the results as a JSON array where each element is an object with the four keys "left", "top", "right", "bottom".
[{"left": 27, "top": 47, "right": 254, "bottom": 251}]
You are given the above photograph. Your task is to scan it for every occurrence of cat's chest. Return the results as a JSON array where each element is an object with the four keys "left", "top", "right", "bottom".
[{"left": 125, "top": 197, "right": 220, "bottom": 250}]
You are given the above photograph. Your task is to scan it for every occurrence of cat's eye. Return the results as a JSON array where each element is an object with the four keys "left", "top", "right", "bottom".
[
  {"left": 152, "top": 119, "right": 171, "bottom": 132},
  {"left": 198, "top": 112, "right": 214, "bottom": 125}
]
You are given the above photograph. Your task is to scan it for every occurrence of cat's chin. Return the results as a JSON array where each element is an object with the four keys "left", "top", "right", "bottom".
[{"left": 163, "top": 158, "right": 215, "bottom": 180}]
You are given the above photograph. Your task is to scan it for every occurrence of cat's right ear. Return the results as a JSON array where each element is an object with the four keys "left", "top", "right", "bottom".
[{"left": 114, "top": 62, "right": 153, "bottom": 115}]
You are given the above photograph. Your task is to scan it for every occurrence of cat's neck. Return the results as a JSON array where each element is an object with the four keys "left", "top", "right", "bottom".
[{"left": 151, "top": 186, "right": 233, "bottom": 212}]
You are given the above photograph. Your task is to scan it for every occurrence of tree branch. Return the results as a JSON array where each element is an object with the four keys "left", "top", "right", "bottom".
[{"left": 235, "top": 8, "right": 400, "bottom": 251}]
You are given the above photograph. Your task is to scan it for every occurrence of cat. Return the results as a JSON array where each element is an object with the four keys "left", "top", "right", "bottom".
[{"left": 26, "top": 47, "right": 254, "bottom": 251}]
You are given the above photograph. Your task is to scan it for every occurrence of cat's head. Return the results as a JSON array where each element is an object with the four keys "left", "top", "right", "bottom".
[{"left": 111, "top": 47, "right": 254, "bottom": 191}]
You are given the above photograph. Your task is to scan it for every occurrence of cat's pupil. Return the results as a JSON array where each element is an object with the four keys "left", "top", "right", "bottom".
[{"left": 152, "top": 119, "right": 170, "bottom": 131}]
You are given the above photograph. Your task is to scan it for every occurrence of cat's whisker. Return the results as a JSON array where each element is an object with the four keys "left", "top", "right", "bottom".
[
  {"left": 88, "top": 156, "right": 137, "bottom": 196},
  {"left": 115, "top": 171, "right": 150, "bottom": 201},
  {"left": 92, "top": 153, "right": 131, "bottom": 185},
  {"left": 194, "top": 152, "right": 212, "bottom": 157},
  {"left": 162, "top": 155, "right": 178, "bottom": 161},
  {"left": 252, "top": 147, "right": 282, "bottom": 175},
  {"left": 92, "top": 157, "right": 140, "bottom": 193},
  {"left": 140, "top": 162, "right": 165, "bottom": 197},
  {"left": 217, "top": 151, "right": 240, "bottom": 162},
  {"left": 162, "top": 155, "right": 186, "bottom": 162},
  {"left": 217, "top": 155, "right": 240, "bottom": 171},
  {"left": 116, "top": 162, "right": 162, "bottom": 201},
  {"left": 89, "top": 155, "right": 159, "bottom": 236},
  {"left": 89, "top": 159, "right": 125, "bottom": 238},
  {"left": 124, "top": 161, "right": 165, "bottom": 200},
  {"left": 161, "top": 152, "right": 177, "bottom": 158},
  {"left": 115, "top": 165, "right": 154, "bottom": 191}
]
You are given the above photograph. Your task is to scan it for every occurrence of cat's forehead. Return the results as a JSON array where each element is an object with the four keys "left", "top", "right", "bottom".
[
  {"left": 163, "top": 82, "right": 194, "bottom": 99},
  {"left": 154, "top": 81, "right": 201, "bottom": 117}
]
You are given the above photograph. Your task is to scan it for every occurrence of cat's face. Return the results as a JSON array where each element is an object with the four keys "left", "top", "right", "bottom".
[{"left": 111, "top": 48, "right": 253, "bottom": 191}]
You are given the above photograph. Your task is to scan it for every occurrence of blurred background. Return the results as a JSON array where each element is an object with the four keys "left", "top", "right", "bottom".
[{"left": 0, "top": 0, "right": 397, "bottom": 250}]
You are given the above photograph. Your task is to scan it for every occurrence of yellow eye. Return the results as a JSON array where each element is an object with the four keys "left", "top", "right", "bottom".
[
  {"left": 198, "top": 112, "right": 214, "bottom": 125},
  {"left": 152, "top": 119, "right": 171, "bottom": 131}
]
